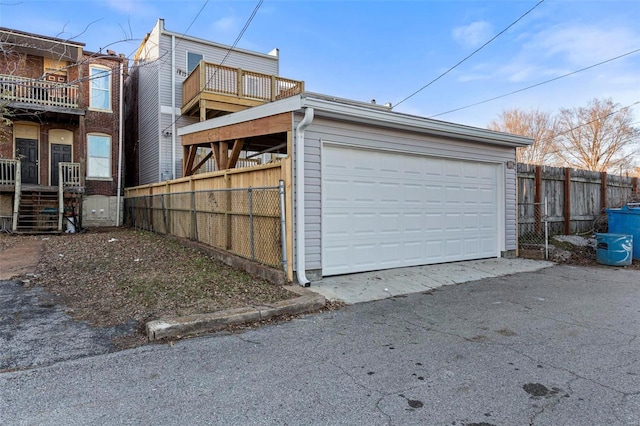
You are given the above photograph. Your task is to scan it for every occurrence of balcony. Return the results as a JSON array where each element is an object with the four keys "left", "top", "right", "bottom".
[
  {"left": 181, "top": 61, "right": 304, "bottom": 120},
  {"left": 1, "top": 74, "right": 80, "bottom": 111}
]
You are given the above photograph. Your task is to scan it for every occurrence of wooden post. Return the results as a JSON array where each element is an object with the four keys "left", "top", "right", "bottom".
[
  {"left": 190, "top": 177, "right": 197, "bottom": 240},
  {"left": 632, "top": 177, "right": 638, "bottom": 197},
  {"left": 600, "top": 171, "right": 608, "bottom": 211},
  {"left": 199, "top": 60, "right": 206, "bottom": 92},
  {"left": 228, "top": 139, "right": 244, "bottom": 169},
  {"left": 219, "top": 141, "right": 229, "bottom": 170},
  {"left": 225, "top": 172, "right": 232, "bottom": 250},
  {"left": 236, "top": 68, "right": 243, "bottom": 97},
  {"left": 534, "top": 165, "right": 542, "bottom": 234},
  {"left": 564, "top": 168, "right": 571, "bottom": 235},
  {"left": 270, "top": 75, "right": 276, "bottom": 101}
]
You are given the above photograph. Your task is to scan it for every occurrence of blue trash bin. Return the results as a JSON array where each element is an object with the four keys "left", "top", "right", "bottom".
[
  {"left": 606, "top": 204, "right": 640, "bottom": 259},
  {"left": 595, "top": 233, "right": 633, "bottom": 266}
]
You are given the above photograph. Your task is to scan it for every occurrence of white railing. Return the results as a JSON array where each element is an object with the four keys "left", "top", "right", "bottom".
[
  {"left": 59, "top": 162, "right": 82, "bottom": 188},
  {"left": 1, "top": 74, "right": 79, "bottom": 109},
  {"left": 0, "top": 158, "right": 19, "bottom": 185}
]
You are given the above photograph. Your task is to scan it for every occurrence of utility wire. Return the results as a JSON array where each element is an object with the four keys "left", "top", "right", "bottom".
[
  {"left": 161, "top": 0, "right": 263, "bottom": 134},
  {"left": 393, "top": 0, "right": 545, "bottom": 109},
  {"left": 431, "top": 48, "right": 640, "bottom": 118}
]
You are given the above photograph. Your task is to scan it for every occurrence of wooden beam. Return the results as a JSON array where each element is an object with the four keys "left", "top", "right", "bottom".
[
  {"left": 182, "top": 112, "right": 293, "bottom": 146},
  {"left": 191, "top": 150, "right": 213, "bottom": 174},
  {"left": 227, "top": 139, "right": 245, "bottom": 169},
  {"left": 211, "top": 142, "right": 221, "bottom": 171},
  {"left": 183, "top": 146, "right": 198, "bottom": 177},
  {"left": 219, "top": 141, "right": 229, "bottom": 170},
  {"left": 199, "top": 99, "right": 207, "bottom": 122}
]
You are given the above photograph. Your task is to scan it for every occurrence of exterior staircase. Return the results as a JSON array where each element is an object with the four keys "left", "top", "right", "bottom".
[
  {"left": 0, "top": 159, "right": 83, "bottom": 234},
  {"left": 16, "top": 187, "right": 60, "bottom": 232}
]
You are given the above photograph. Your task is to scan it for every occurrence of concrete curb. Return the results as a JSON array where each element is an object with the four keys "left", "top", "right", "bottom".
[{"left": 146, "top": 286, "right": 325, "bottom": 341}]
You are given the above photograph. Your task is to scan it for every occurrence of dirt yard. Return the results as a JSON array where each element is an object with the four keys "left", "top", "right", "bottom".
[{"left": 1, "top": 228, "right": 301, "bottom": 345}]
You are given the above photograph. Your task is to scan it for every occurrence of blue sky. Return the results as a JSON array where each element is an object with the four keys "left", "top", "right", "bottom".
[{"left": 1, "top": 0, "right": 639, "bottom": 128}]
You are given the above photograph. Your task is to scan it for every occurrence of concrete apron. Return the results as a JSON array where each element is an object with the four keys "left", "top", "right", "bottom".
[{"left": 308, "top": 258, "right": 555, "bottom": 304}]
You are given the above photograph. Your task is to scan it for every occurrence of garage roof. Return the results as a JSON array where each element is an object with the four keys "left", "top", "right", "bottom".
[{"left": 178, "top": 92, "right": 533, "bottom": 148}]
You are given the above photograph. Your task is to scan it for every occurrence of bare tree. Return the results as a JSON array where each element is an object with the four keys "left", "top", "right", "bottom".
[
  {"left": 553, "top": 98, "right": 639, "bottom": 173},
  {"left": 487, "top": 108, "right": 557, "bottom": 164}
]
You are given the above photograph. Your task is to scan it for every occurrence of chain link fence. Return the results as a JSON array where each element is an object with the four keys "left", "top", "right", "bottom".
[
  {"left": 518, "top": 198, "right": 549, "bottom": 259},
  {"left": 124, "top": 184, "right": 285, "bottom": 269}
]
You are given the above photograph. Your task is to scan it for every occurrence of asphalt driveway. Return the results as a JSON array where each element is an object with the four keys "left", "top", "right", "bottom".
[{"left": 2, "top": 264, "right": 639, "bottom": 425}]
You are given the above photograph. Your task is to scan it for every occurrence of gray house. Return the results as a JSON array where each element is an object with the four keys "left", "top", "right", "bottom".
[
  {"left": 178, "top": 93, "right": 532, "bottom": 283},
  {"left": 128, "top": 19, "right": 301, "bottom": 186}
]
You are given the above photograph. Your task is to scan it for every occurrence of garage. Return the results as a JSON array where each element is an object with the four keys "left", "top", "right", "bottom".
[
  {"left": 322, "top": 144, "right": 502, "bottom": 276},
  {"left": 177, "top": 92, "right": 532, "bottom": 284}
]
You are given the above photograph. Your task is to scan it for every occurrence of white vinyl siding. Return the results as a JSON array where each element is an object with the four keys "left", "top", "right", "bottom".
[
  {"left": 87, "top": 134, "right": 111, "bottom": 178},
  {"left": 295, "top": 115, "right": 517, "bottom": 274},
  {"left": 134, "top": 19, "right": 280, "bottom": 185},
  {"left": 136, "top": 59, "right": 160, "bottom": 185}
]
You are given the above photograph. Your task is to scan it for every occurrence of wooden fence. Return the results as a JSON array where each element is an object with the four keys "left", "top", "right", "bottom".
[
  {"left": 518, "top": 163, "right": 639, "bottom": 235},
  {"left": 124, "top": 159, "right": 293, "bottom": 277}
]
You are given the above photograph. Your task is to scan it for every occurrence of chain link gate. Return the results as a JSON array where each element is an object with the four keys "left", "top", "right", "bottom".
[{"left": 518, "top": 197, "right": 549, "bottom": 259}]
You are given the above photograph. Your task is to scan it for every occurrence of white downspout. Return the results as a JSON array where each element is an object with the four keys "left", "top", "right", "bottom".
[
  {"left": 295, "top": 107, "right": 314, "bottom": 286},
  {"left": 116, "top": 61, "right": 124, "bottom": 226},
  {"left": 171, "top": 34, "right": 176, "bottom": 180}
]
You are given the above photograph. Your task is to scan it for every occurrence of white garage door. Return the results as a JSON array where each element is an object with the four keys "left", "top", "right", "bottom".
[{"left": 322, "top": 145, "right": 500, "bottom": 276}]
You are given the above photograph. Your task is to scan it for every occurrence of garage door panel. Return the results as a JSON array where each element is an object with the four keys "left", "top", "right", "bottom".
[{"left": 322, "top": 146, "right": 499, "bottom": 276}]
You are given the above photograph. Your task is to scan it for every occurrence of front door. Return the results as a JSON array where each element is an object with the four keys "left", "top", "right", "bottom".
[
  {"left": 51, "top": 144, "right": 72, "bottom": 186},
  {"left": 16, "top": 138, "right": 38, "bottom": 184}
]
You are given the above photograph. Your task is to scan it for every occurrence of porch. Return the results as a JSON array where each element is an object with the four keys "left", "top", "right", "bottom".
[
  {"left": 181, "top": 61, "right": 304, "bottom": 120},
  {"left": 0, "top": 74, "right": 80, "bottom": 111},
  {"left": 0, "top": 158, "right": 84, "bottom": 233}
]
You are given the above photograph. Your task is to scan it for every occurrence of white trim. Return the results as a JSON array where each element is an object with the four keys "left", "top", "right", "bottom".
[
  {"left": 89, "top": 65, "right": 112, "bottom": 112},
  {"left": 86, "top": 133, "right": 112, "bottom": 179},
  {"left": 178, "top": 94, "right": 532, "bottom": 148},
  {"left": 160, "top": 105, "right": 182, "bottom": 115}
]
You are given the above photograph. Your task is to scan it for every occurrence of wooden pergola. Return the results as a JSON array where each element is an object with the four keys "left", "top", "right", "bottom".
[{"left": 181, "top": 112, "right": 294, "bottom": 177}]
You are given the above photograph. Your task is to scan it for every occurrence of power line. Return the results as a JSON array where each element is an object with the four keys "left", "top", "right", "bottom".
[
  {"left": 430, "top": 48, "right": 640, "bottom": 118},
  {"left": 161, "top": 0, "right": 264, "bottom": 134},
  {"left": 393, "top": 0, "right": 545, "bottom": 109}
]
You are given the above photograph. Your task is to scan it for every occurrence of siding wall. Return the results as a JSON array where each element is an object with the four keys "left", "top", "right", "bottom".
[
  {"left": 136, "top": 60, "right": 160, "bottom": 184},
  {"left": 295, "top": 114, "right": 518, "bottom": 273},
  {"left": 155, "top": 31, "right": 279, "bottom": 181},
  {"left": 134, "top": 21, "right": 279, "bottom": 185}
]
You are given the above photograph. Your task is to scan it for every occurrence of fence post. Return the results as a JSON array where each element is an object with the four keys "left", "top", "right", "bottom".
[
  {"left": 161, "top": 193, "right": 168, "bottom": 234},
  {"left": 279, "top": 180, "right": 287, "bottom": 272},
  {"left": 191, "top": 190, "right": 198, "bottom": 241},
  {"left": 248, "top": 187, "right": 255, "bottom": 261},
  {"left": 633, "top": 177, "right": 638, "bottom": 197},
  {"left": 600, "top": 171, "right": 608, "bottom": 211},
  {"left": 534, "top": 165, "right": 542, "bottom": 234},
  {"left": 564, "top": 168, "right": 571, "bottom": 235}
]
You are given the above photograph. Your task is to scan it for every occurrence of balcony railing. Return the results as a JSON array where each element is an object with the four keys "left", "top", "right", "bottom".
[
  {"left": 59, "top": 162, "right": 83, "bottom": 189},
  {"left": 0, "top": 74, "right": 79, "bottom": 109},
  {"left": 0, "top": 158, "right": 19, "bottom": 186},
  {"left": 182, "top": 61, "right": 304, "bottom": 109}
]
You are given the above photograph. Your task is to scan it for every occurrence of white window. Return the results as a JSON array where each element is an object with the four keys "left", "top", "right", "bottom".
[
  {"left": 87, "top": 134, "right": 111, "bottom": 178},
  {"left": 89, "top": 66, "right": 111, "bottom": 110},
  {"left": 187, "top": 52, "right": 203, "bottom": 74}
]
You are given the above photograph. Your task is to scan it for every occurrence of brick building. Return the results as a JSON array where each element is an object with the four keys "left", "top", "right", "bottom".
[{"left": 0, "top": 27, "right": 127, "bottom": 231}]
